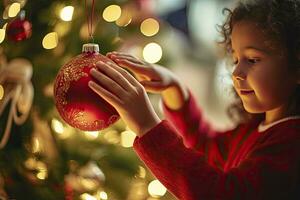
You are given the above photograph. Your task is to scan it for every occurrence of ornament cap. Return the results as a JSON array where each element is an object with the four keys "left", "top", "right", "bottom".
[{"left": 82, "top": 43, "right": 99, "bottom": 53}]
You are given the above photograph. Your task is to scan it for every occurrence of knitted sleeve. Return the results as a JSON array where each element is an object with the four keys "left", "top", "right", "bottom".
[{"left": 133, "top": 120, "right": 300, "bottom": 200}]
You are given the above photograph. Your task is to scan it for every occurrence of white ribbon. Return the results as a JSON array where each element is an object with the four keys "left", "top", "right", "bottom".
[{"left": 0, "top": 58, "right": 33, "bottom": 149}]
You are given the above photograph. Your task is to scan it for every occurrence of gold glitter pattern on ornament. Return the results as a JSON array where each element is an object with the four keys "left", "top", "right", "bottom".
[
  {"left": 55, "top": 53, "right": 99, "bottom": 106},
  {"left": 63, "top": 107, "right": 107, "bottom": 130}
]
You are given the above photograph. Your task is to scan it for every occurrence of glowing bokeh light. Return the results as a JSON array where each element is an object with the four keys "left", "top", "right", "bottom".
[
  {"left": 84, "top": 131, "right": 99, "bottom": 140},
  {"left": 60, "top": 6, "right": 74, "bottom": 21},
  {"left": 0, "top": 29, "right": 4, "bottom": 44},
  {"left": 143, "top": 42, "right": 162, "bottom": 63},
  {"left": 42, "top": 32, "right": 58, "bottom": 49},
  {"left": 121, "top": 130, "right": 136, "bottom": 148},
  {"left": 99, "top": 191, "right": 108, "bottom": 200},
  {"left": 140, "top": 18, "right": 159, "bottom": 37},
  {"left": 51, "top": 118, "right": 64, "bottom": 134},
  {"left": 148, "top": 180, "right": 167, "bottom": 197},
  {"left": 103, "top": 5, "right": 121, "bottom": 22},
  {"left": 80, "top": 193, "right": 96, "bottom": 200},
  {"left": 8, "top": 3, "right": 21, "bottom": 18}
]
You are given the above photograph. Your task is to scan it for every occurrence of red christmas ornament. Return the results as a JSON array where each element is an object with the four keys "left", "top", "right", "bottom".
[
  {"left": 7, "top": 11, "right": 32, "bottom": 42},
  {"left": 54, "top": 43, "right": 120, "bottom": 131}
]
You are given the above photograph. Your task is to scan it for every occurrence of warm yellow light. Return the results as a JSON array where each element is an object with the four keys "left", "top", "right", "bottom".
[
  {"left": 3, "top": 23, "right": 7, "bottom": 29},
  {"left": 60, "top": 6, "right": 74, "bottom": 21},
  {"left": 32, "top": 137, "right": 41, "bottom": 153},
  {"left": 121, "top": 130, "right": 136, "bottom": 148},
  {"left": 36, "top": 161, "right": 48, "bottom": 180},
  {"left": 140, "top": 18, "right": 159, "bottom": 37},
  {"left": 148, "top": 180, "right": 167, "bottom": 197},
  {"left": 80, "top": 193, "right": 96, "bottom": 200},
  {"left": 42, "top": 32, "right": 58, "bottom": 49},
  {"left": 0, "top": 29, "right": 5, "bottom": 44},
  {"left": 102, "top": 5, "right": 122, "bottom": 22},
  {"left": 24, "top": 157, "right": 37, "bottom": 170},
  {"left": 143, "top": 42, "right": 162, "bottom": 63},
  {"left": 36, "top": 170, "right": 47, "bottom": 180},
  {"left": 84, "top": 131, "right": 99, "bottom": 140},
  {"left": 80, "top": 178, "right": 99, "bottom": 190},
  {"left": 0, "top": 85, "right": 4, "bottom": 100},
  {"left": 138, "top": 166, "right": 146, "bottom": 178},
  {"left": 51, "top": 118, "right": 64, "bottom": 134},
  {"left": 8, "top": 3, "right": 21, "bottom": 18},
  {"left": 36, "top": 161, "right": 47, "bottom": 170},
  {"left": 99, "top": 191, "right": 108, "bottom": 200}
]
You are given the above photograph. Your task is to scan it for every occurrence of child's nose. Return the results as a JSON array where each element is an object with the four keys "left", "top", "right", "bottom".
[{"left": 232, "top": 64, "right": 246, "bottom": 81}]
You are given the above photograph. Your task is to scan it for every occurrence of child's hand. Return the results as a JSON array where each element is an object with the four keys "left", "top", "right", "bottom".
[
  {"left": 106, "top": 51, "right": 179, "bottom": 93},
  {"left": 88, "top": 61, "right": 161, "bottom": 136}
]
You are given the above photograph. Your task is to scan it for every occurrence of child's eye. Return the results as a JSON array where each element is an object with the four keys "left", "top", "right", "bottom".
[{"left": 247, "top": 58, "right": 260, "bottom": 64}]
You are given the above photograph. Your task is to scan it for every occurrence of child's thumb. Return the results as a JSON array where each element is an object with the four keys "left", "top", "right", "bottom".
[{"left": 140, "top": 80, "right": 163, "bottom": 93}]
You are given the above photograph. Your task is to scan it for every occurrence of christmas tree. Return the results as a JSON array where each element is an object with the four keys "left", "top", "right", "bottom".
[{"left": 0, "top": 0, "right": 175, "bottom": 199}]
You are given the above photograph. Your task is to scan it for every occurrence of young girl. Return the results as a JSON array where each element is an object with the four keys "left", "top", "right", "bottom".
[{"left": 88, "top": 0, "right": 300, "bottom": 199}]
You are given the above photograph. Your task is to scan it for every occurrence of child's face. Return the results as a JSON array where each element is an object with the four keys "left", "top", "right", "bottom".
[{"left": 231, "top": 20, "right": 299, "bottom": 121}]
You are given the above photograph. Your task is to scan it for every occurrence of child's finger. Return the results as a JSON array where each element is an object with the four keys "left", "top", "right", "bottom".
[
  {"left": 114, "top": 59, "right": 149, "bottom": 75},
  {"left": 107, "top": 51, "right": 137, "bottom": 59},
  {"left": 96, "top": 62, "right": 134, "bottom": 91},
  {"left": 90, "top": 67, "right": 128, "bottom": 99},
  {"left": 109, "top": 54, "right": 144, "bottom": 65},
  {"left": 88, "top": 81, "right": 122, "bottom": 108},
  {"left": 140, "top": 80, "right": 164, "bottom": 93},
  {"left": 105, "top": 61, "right": 143, "bottom": 88}
]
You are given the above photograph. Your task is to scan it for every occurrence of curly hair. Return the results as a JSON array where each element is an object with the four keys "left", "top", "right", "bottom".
[{"left": 218, "top": 0, "right": 300, "bottom": 124}]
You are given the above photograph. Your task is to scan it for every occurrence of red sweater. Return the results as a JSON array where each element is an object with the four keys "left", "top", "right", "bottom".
[{"left": 133, "top": 92, "right": 300, "bottom": 200}]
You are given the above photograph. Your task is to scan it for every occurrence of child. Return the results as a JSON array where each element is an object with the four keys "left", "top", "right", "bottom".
[{"left": 88, "top": 0, "right": 300, "bottom": 199}]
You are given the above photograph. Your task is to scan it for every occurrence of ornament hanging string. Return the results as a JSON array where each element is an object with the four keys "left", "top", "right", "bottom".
[{"left": 85, "top": 0, "right": 96, "bottom": 42}]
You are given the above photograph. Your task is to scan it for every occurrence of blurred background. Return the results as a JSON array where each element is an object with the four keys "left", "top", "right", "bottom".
[{"left": 0, "top": 0, "right": 237, "bottom": 199}]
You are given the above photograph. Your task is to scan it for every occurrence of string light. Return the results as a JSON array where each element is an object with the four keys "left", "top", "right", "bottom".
[
  {"left": 140, "top": 18, "right": 159, "bottom": 37},
  {"left": 148, "top": 180, "right": 167, "bottom": 197},
  {"left": 143, "top": 42, "right": 162, "bottom": 63},
  {"left": 8, "top": 3, "right": 21, "bottom": 18},
  {"left": 120, "top": 130, "right": 136, "bottom": 148},
  {"left": 60, "top": 6, "right": 74, "bottom": 21},
  {"left": 102, "top": 5, "right": 121, "bottom": 22},
  {"left": 42, "top": 32, "right": 58, "bottom": 49}
]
